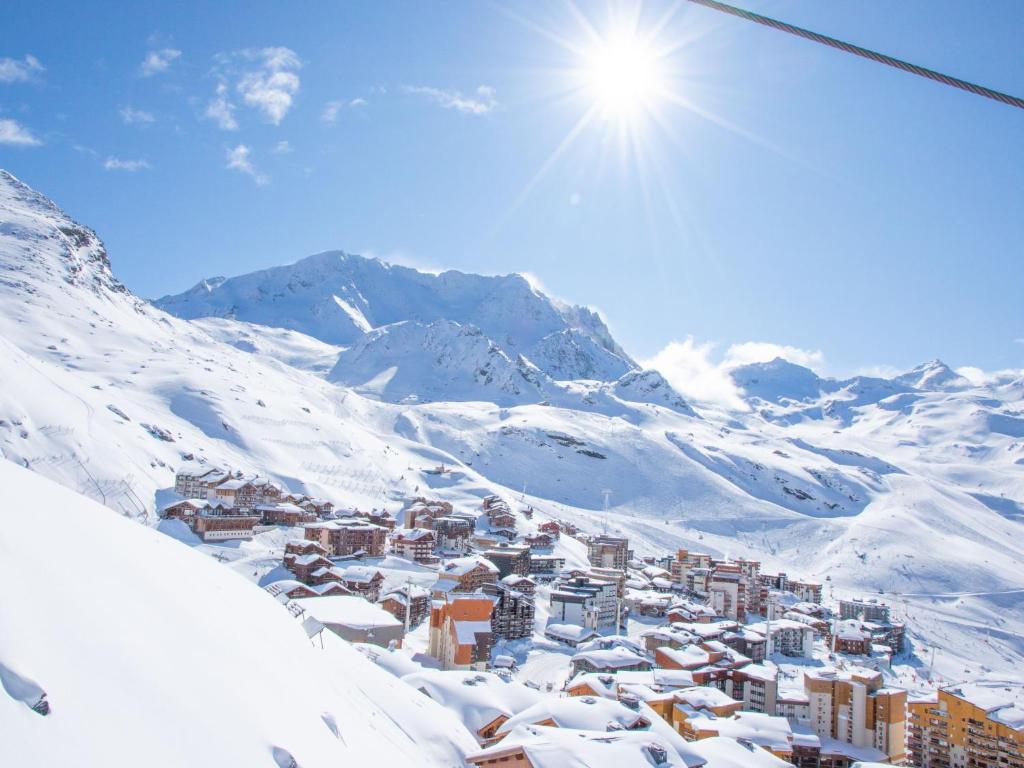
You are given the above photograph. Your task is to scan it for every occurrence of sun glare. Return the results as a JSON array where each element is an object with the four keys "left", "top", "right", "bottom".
[{"left": 583, "top": 32, "right": 665, "bottom": 118}]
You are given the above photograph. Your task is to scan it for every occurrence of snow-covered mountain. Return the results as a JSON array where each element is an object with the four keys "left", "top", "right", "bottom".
[
  {"left": 154, "top": 249, "right": 635, "bottom": 382},
  {"left": 3, "top": 168, "right": 1024, "bottom": 688}
]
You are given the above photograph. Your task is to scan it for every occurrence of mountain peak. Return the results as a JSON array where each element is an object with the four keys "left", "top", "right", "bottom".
[
  {"left": 155, "top": 249, "right": 634, "bottom": 380},
  {"left": 0, "top": 169, "right": 129, "bottom": 299},
  {"left": 894, "top": 358, "right": 971, "bottom": 391}
]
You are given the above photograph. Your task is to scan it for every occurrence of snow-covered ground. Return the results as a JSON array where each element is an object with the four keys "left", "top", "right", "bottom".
[{"left": 2, "top": 166, "right": 1023, "bottom": 692}]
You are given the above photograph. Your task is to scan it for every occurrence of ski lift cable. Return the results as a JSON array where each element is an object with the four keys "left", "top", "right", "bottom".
[{"left": 686, "top": 0, "right": 1024, "bottom": 110}]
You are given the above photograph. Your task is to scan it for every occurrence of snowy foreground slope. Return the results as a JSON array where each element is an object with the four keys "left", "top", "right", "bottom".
[
  {"left": 0, "top": 458, "right": 476, "bottom": 767},
  {"left": 2, "top": 168, "right": 1024, "bottom": 685}
]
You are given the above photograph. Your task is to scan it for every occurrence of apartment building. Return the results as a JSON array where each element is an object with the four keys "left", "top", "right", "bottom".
[{"left": 908, "top": 682, "right": 1024, "bottom": 768}]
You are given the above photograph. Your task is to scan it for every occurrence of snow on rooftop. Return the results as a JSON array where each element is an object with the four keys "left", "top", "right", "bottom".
[
  {"left": 946, "top": 680, "right": 1024, "bottom": 730},
  {"left": 401, "top": 670, "right": 543, "bottom": 736},
  {"left": 687, "top": 735, "right": 793, "bottom": 767},
  {"left": 294, "top": 596, "right": 401, "bottom": 630},
  {"left": 495, "top": 695, "right": 648, "bottom": 735}
]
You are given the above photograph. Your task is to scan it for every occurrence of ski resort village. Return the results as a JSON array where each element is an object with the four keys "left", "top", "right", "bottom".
[
  {"left": 1, "top": 5, "right": 1022, "bottom": 759},
  {"left": 115, "top": 455, "right": 1016, "bottom": 768}
]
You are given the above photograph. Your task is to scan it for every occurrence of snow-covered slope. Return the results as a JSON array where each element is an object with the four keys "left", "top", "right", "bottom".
[
  {"left": 3, "top": 168, "right": 1024, "bottom": 686},
  {"left": 154, "top": 249, "right": 635, "bottom": 381},
  {"left": 0, "top": 457, "right": 475, "bottom": 766}
]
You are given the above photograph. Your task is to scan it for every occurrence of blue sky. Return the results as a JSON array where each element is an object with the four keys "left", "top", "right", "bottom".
[{"left": 1, "top": 0, "right": 1022, "bottom": 380}]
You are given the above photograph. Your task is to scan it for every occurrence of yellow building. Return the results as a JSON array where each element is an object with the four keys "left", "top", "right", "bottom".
[
  {"left": 908, "top": 683, "right": 1024, "bottom": 767},
  {"left": 804, "top": 666, "right": 906, "bottom": 764}
]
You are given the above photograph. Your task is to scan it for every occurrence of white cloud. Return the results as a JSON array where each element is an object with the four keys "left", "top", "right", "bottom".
[
  {"left": 403, "top": 84, "right": 498, "bottom": 115},
  {"left": 569, "top": 192, "right": 581, "bottom": 206},
  {"left": 955, "top": 366, "right": 1023, "bottom": 387},
  {"left": 235, "top": 47, "right": 301, "bottom": 124},
  {"left": 0, "top": 118, "right": 41, "bottom": 146},
  {"left": 225, "top": 144, "right": 268, "bottom": 185},
  {"left": 643, "top": 338, "right": 747, "bottom": 410},
  {"left": 272, "top": 140, "right": 293, "bottom": 154},
  {"left": 120, "top": 106, "right": 155, "bottom": 124},
  {"left": 721, "top": 341, "right": 824, "bottom": 370},
  {"left": 321, "top": 99, "right": 342, "bottom": 124},
  {"left": 104, "top": 157, "right": 151, "bottom": 171},
  {"left": 204, "top": 83, "right": 238, "bottom": 130},
  {"left": 644, "top": 338, "right": 826, "bottom": 409},
  {"left": 0, "top": 54, "right": 44, "bottom": 83},
  {"left": 349, "top": 97, "right": 367, "bottom": 107},
  {"left": 140, "top": 48, "right": 181, "bottom": 77}
]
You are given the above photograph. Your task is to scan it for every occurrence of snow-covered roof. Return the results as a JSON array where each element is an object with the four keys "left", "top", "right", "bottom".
[
  {"left": 453, "top": 620, "right": 492, "bottom": 645},
  {"left": 401, "top": 670, "right": 543, "bottom": 736},
  {"left": 544, "top": 623, "right": 597, "bottom": 643},
  {"left": 686, "top": 736, "right": 793, "bottom": 767},
  {"left": 495, "top": 696, "right": 649, "bottom": 735},
  {"left": 685, "top": 710, "right": 793, "bottom": 752},
  {"left": 442, "top": 555, "right": 499, "bottom": 576},
  {"left": 572, "top": 646, "right": 649, "bottom": 670},
  {"left": 466, "top": 723, "right": 706, "bottom": 768},
  {"left": 298, "top": 596, "right": 402, "bottom": 630},
  {"left": 674, "top": 686, "right": 741, "bottom": 711},
  {"left": 946, "top": 681, "right": 1024, "bottom": 730}
]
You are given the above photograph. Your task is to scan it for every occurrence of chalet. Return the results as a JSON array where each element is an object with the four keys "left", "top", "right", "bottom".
[
  {"left": 211, "top": 478, "right": 260, "bottom": 510},
  {"left": 746, "top": 619, "right": 815, "bottom": 657},
  {"left": 286, "top": 552, "right": 336, "bottom": 583},
  {"left": 427, "top": 594, "right": 494, "bottom": 670},
  {"left": 336, "top": 566, "right": 385, "bottom": 602},
  {"left": 378, "top": 584, "right": 431, "bottom": 627},
  {"left": 543, "top": 623, "right": 598, "bottom": 648},
  {"left": 433, "top": 556, "right": 499, "bottom": 596},
  {"left": 299, "top": 596, "right": 405, "bottom": 648},
  {"left": 258, "top": 502, "right": 316, "bottom": 526},
  {"left": 304, "top": 519, "right": 387, "bottom": 557},
  {"left": 492, "top": 696, "right": 652, "bottom": 739},
  {"left": 263, "top": 580, "right": 318, "bottom": 600},
  {"left": 538, "top": 521, "right": 561, "bottom": 539},
  {"left": 161, "top": 498, "right": 215, "bottom": 526},
  {"left": 250, "top": 477, "right": 284, "bottom": 505},
  {"left": 570, "top": 646, "right": 652, "bottom": 677},
  {"left": 391, "top": 528, "right": 437, "bottom": 563},
  {"left": 465, "top": 724, "right": 699, "bottom": 768},
  {"left": 403, "top": 497, "right": 452, "bottom": 529},
  {"left": 283, "top": 538, "right": 329, "bottom": 558},
  {"left": 402, "top": 670, "right": 542, "bottom": 745},
  {"left": 482, "top": 544, "right": 531, "bottom": 579},
  {"left": 191, "top": 506, "right": 260, "bottom": 541}
]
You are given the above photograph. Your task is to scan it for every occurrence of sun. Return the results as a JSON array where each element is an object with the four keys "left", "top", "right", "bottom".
[{"left": 582, "top": 31, "right": 666, "bottom": 119}]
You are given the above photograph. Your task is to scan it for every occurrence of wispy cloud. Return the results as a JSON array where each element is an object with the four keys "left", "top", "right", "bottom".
[
  {"left": 235, "top": 47, "right": 301, "bottom": 124},
  {"left": 120, "top": 105, "right": 155, "bottom": 124},
  {"left": 204, "top": 83, "right": 238, "bottom": 130},
  {"left": 321, "top": 99, "right": 343, "bottom": 124},
  {"left": 0, "top": 54, "right": 44, "bottom": 83},
  {"left": 140, "top": 47, "right": 181, "bottom": 77},
  {"left": 207, "top": 47, "right": 301, "bottom": 128},
  {"left": 104, "top": 157, "right": 151, "bottom": 171},
  {"left": 403, "top": 84, "right": 498, "bottom": 115},
  {"left": 0, "top": 118, "right": 41, "bottom": 146},
  {"left": 271, "top": 140, "right": 293, "bottom": 154},
  {"left": 322, "top": 97, "right": 367, "bottom": 124},
  {"left": 225, "top": 144, "right": 268, "bottom": 185}
]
